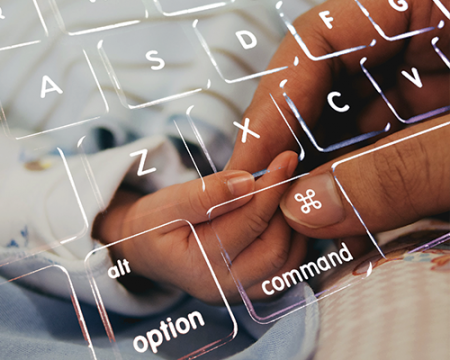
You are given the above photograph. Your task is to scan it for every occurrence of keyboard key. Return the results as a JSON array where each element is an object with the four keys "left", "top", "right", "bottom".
[
  {"left": 207, "top": 172, "right": 381, "bottom": 323},
  {"left": 193, "top": 2, "right": 288, "bottom": 83},
  {"left": 84, "top": 220, "right": 238, "bottom": 359},
  {"left": 276, "top": 0, "right": 368, "bottom": 60},
  {"left": 0, "top": 263, "right": 96, "bottom": 359},
  {"left": 0, "top": 136, "right": 89, "bottom": 264},
  {"left": 354, "top": 0, "right": 436, "bottom": 41},
  {"left": 152, "top": 0, "right": 233, "bottom": 17},
  {"left": 278, "top": 78, "right": 390, "bottom": 153},
  {"left": 361, "top": 37, "right": 450, "bottom": 124},
  {"left": 331, "top": 120, "right": 450, "bottom": 257},
  {"left": 0, "top": 1, "right": 48, "bottom": 51},
  {"left": 0, "top": 40, "right": 108, "bottom": 138},
  {"left": 98, "top": 22, "right": 210, "bottom": 109},
  {"left": 49, "top": 0, "right": 147, "bottom": 35},
  {"left": 162, "top": 98, "right": 304, "bottom": 180}
]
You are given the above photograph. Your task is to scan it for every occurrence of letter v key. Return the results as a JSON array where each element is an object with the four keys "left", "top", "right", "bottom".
[
  {"left": 129, "top": 149, "right": 156, "bottom": 176},
  {"left": 401, "top": 67, "right": 423, "bottom": 88}
]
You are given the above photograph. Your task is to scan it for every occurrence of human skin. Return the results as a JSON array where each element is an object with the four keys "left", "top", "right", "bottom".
[
  {"left": 226, "top": 0, "right": 450, "bottom": 239},
  {"left": 94, "top": 151, "right": 308, "bottom": 304}
]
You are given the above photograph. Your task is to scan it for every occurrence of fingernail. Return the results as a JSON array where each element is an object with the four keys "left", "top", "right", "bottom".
[
  {"left": 226, "top": 172, "right": 255, "bottom": 197},
  {"left": 280, "top": 173, "right": 344, "bottom": 228},
  {"left": 266, "top": 151, "right": 299, "bottom": 178}
]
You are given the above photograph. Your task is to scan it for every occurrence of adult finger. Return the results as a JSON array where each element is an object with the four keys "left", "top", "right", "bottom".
[
  {"left": 210, "top": 151, "right": 298, "bottom": 260},
  {"left": 280, "top": 114, "right": 450, "bottom": 238},
  {"left": 227, "top": 0, "right": 444, "bottom": 173}
]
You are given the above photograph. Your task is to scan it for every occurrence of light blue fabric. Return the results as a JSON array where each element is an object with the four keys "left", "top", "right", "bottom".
[{"left": 0, "top": 275, "right": 319, "bottom": 360}]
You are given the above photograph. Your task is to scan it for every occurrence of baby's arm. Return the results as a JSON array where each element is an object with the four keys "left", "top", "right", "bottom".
[{"left": 94, "top": 151, "right": 306, "bottom": 303}]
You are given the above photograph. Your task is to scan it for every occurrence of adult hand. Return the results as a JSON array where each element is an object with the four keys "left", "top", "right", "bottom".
[{"left": 227, "top": 0, "right": 450, "bottom": 237}]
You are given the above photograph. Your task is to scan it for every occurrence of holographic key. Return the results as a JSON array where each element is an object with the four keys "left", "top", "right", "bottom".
[
  {"left": 49, "top": 0, "right": 147, "bottom": 36},
  {"left": 0, "top": 136, "right": 88, "bottom": 264},
  {"left": 98, "top": 22, "right": 210, "bottom": 109},
  {"left": 0, "top": 0, "right": 48, "bottom": 51},
  {"left": 331, "top": 120, "right": 450, "bottom": 257},
  {"left": 207, "top": 169, "right": 378, "bottom": 324},
  {"left": 277, "top": 79, "right": 391, "bottom": 153},
  {"left": 276, "top": 0, "right": 369, "bottom": 61},
  {"left": 361, "top": 36, "right": 450, "bottom": 124},
  {"left": 0, "top": 40, "right": 108, "bottom": 139},
  {"left": 0, "top": 262, "right": 96, "bottom": 359},
  {"left": 193, "top": 2, "right": 288, "bottom": 83},
  {"left": 85, "top": 220, "right": 238, "bottom": 359},
  {"left": 354, "top": 0, "right": 437, "bottom": 41}
]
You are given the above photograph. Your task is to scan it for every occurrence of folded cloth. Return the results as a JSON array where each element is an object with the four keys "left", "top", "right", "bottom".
[
  {"left": 313, "top": 226, "right": 450, "bottom": 360},
  {"left": 0, "top": 272, "right": 319, "bottom": 360}
]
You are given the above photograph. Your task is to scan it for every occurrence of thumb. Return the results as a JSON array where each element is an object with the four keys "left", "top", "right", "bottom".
[{"left": 280, "top": 115, "right": 450, "bottom": 238}]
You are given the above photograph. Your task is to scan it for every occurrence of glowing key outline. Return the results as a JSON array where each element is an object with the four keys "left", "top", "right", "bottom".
[
  {"left": 276, "top": 1, "right": 367, "bottom": 61},
  {"left": 360, "top": 57, "right": 450, "bottom": 124},
  {"left": 10, "top": 50, "right": 108, "bottom": 141},
  {"left": 192, "top": 19, "right": 288, "bottom": 84},
  {"left": 207, "top": 173, "right": 375, "bottom": 324},
  {"left": 280, "top": 91, "right": 391, "bottom": 152},
  {"left": 0, "top": 0, "right": 47, "bottom": 52},
  {"left": 433, "top": 0, "right": 450, "bottom": 20},
  {"left": 97, "top": 39, "right": 207, "bottom": 109},
  {"left": 0, "top": 264, "right": 97, "bottom": 359},
  {"left": 354, "top": 0, "right": 435, "bottom": 41},
  {"left": 84, "top": 219, "right": 238, "bottom": 359},
  {"left": 331, "top": 120, "right": 450, "bottom": 257},
  {"left": 0, "top": 146, "right": 89, "bottom": 269},
  {"left": 48, "top": 0, "right": 146, "bottom": 36}
]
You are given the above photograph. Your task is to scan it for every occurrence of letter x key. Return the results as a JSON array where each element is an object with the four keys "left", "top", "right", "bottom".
[{"left": 233, "top": 118, "right": 260, "bottom": 143}]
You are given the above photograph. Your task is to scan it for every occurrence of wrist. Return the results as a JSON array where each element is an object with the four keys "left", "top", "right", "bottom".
[{"left": 92, "top": 189, "right": 140, "bottom": 260}]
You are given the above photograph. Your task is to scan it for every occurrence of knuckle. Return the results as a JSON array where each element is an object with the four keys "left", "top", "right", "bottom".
[
  {"left": 267, "top": 241, "right": 290, "bottom": 272},
  {"left": 187, "top": 191, "right": 205, "bottom": 220},
  {"left": 246, "top": 212, "right": 270, "bottom": 236},
  {"left": 187, "top": 182, "right": 220, "bottom": 220}
]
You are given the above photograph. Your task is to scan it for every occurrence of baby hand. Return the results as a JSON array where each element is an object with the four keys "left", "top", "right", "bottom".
[{"left": 94, "top": 151, "right": 305, "bottom": 304}]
